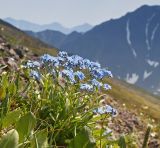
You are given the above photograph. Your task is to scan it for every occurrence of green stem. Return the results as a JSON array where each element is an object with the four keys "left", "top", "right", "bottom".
[{"left": 142, "top": 126, "right": 151, "bottom": 148}]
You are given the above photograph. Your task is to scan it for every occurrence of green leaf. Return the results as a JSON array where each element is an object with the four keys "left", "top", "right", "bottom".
[
  {"left": 118, "top": 136, "right": 126, "bottom": 148},
  {"left": 1, "top": 74, "right": 9, "bottom": 88},
  {"left": 16, "top": 112, "right": 36, "bottom": 143},
  {"left": 8, "top": 83, "right": 17, "bottom": 96},
  {"left": 31, "top": 129, "right": 48, "bottom": 148},
  {"left": 0, "top": 129, "right": 19, "bottom": 148},
  {"left": 68, "top": 126, "right": 96, "bottom": 148},
  {"left": 2, "top": 109, "right": 21, "bottom": 128},
  {"left": 0, "top": 86, "right": 6, "bottom": 100},
  {"left": 142, "top": 126, "right": 151, "bottom": 148},
  {"left": 1, "top": 89, "right": 9, "bottom": 116}
]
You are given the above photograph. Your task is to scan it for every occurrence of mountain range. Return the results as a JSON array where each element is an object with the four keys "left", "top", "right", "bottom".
[
  {"left": 3, "top": 18, "right": 93, "bottom": 34},
  {"left": 25, "top": 5, "right": 160, "bottom": 96}
]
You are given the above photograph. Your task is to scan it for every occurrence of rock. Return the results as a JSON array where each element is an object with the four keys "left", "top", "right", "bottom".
[
  {"left": 7, "top": 58, "right": 18, "bottom": 69},
  {"left": 148, "top": 140, "right": 160, "bottom": 148},
  {"left": 0, "top": 36, "right": 5, "bottom": 43},
  {"left": 0, "top": 35, "right": 38, "bottom": 72},
  {"left": 4, "top": 43, "right": 11, "bottom": 49},
  {"left": 9, "top": 49, "right": 17, "bottom": 56},
  {"left": 14, "top": 48, "right": 24, "bottom": 58},
  {"left": 23, "top": 47, "right": 29, "bottom": 52},
  {"left": 2, "top": 57, "right": 18, "bottom": 71},
  {"left": 0, "top": 57, "right": 5, "bottom": 65},
  {"left": 0, "top": 44, "right": 5, "bottom": 51}
]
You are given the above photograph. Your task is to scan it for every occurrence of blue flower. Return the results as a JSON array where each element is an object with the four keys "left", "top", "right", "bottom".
[
  {"left": 91, "top": 68, "right": 113, "bottom": 79},
  {"left": 106, "top": 70, "right": 113, "bottom": 78},
  {"left": 25, "top": 52, "right": 113, "bottom": 94},
  {"left": 57, "top": 56, "right": 65, "bottom": 63},
  {"left": 40, "top": 54, "right": 59, "bottom": 67},
  {"left": 74, "top": 71, "right": 85, "bottom": 80},
  {"left": 91, "top": 79, "right": 103, "bottom": 89},
  {"left": 93, "top": 105, "right": 117, "bottom": 117},
  {"left": 66, "top": 55, "right": 83, "bottom": 68},
  {"left": 30, "top": 70, "right": 41, "bottom": 81},
  {"left": 80, "top": 83, "right": 93, "bottom": 91},
  {"left": 58, "top": 51, "right": 68, "bottom": 58},
  {"left": 61, "top": 69, "right": 75, "bottom": 83},
  {"left": 40, "top": 54, "right": 53, "bottom": 62},
  {"left": 90, "top": 61, "right": 101, "bottom": 69},
  {"left": 82, "top": 59, "right": 91, "bottom": 69},
  {"left": 103, "top": 84, "right": 111, "bottom": 90},
  {"left": 80, "top": 59, "right": 101, "bottom": 70},
  {"left": 102, "top": 128, "right": 112, "bottom": 136},
  {"left": 51, "top": 69, "right": 57, "bottom": 76},
  {"left": 26, "top": 61, "right": 40, "bottom": 68}
]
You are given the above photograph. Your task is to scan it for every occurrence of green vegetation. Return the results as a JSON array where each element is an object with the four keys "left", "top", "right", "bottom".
[
  {"left": 0, "top": 51, "right": 157, "bottom": 147},
  {"left": 0, "top": 54, "right": 118, "bottom": 147}
]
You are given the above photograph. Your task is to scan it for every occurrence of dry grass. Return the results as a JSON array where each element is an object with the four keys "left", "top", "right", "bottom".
[{"left": 107, "top": 78, "right": 160, "bottom": 121}]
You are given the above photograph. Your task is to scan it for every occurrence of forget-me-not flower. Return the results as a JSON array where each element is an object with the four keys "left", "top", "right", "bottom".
[
  {"left": 80, "top": 83, "right": 93, "bottom": 91},
  {"left": 91, "top": 79, "right": 103, "bottom": 89},
  {"left": 93, "top": 105, "right": 117, "bottom": 117},
  {"left": 30, "top": 70, "right": 41, "bottom": 81},
  {"left": 74, "top": 71, "right": 85, "bottom": 80},
  {"left": 26, "top": 61, "right": 40, "bottom": 68},
  {"left": 61, "top": 69, "right": 75, "bottom": 83}
]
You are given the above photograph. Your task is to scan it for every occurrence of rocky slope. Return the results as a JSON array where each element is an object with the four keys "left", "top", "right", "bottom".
[
  {"left": 0, "top": 18, "right": 57, "bottom": 71},
  {"left": 0, "top": 35, "right": 37, "bottom": 72},
  {"left": 0, "top": 19, "right": 57, "bottom": 56}
]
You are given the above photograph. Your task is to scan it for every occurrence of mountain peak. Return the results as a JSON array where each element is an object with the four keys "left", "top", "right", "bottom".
[
  {"left": 3, "top": 18, "right": 93, "bottom": 34},
  {"left": 135, "top": 4, "right": 160, "bottom": 12}
]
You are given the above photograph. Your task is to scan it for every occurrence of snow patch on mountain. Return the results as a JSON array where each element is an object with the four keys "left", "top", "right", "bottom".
[
  {"left": 146, "top": 59, "right": 159, "bottom": 67},
  {"left": 151, "top": 24, "right": 159, "bottom": 42},
  {"left": 143, "top": 70, "right": 152, "bottom": 80},
  {"left": 145, "top": 14, "right": 155, "bottom": 50},
  {"left": 126, "top": 20, "right": 137, "bottom": 58},
  {"left": 154, "top": 92, "right": 158, "bottom": 95},
  {"left": 125, "top": 73, "right": 139, "bottom": 84},
  {"left": 157, "top": 88, "right": 160, "bottom": 92}
]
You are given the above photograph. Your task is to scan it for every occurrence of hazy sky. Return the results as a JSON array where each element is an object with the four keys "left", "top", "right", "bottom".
[{"left": 0, "top": 0, "right": 160, "bottom": 27}]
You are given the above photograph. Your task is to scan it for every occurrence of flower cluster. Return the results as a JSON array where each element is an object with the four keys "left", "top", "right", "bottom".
[
  {"left": 24, "top": 51, "right": 117, "bottom": 144},
  {"left": 93, "top": 105, "right": 117, "bottom": 117},
  {"left": 30, "top": 70, "right": 41, "bottom": 81},
  {"left": 25, "top": 51, "right": 112, "bottom": 91}
]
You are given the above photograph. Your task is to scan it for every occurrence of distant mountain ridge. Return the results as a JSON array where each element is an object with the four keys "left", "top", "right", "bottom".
[
  {"left": 26, "top": 5, "right": 160, "bottom": 96},
  {"left": 0, "top": 19, "right": 57, "bottom": 55},
  {"left": 3, "top": 18, "right": 93, "bottom": 34},
  {"left": 26, "top": 30, "right": 82, "bottom": 50}
]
